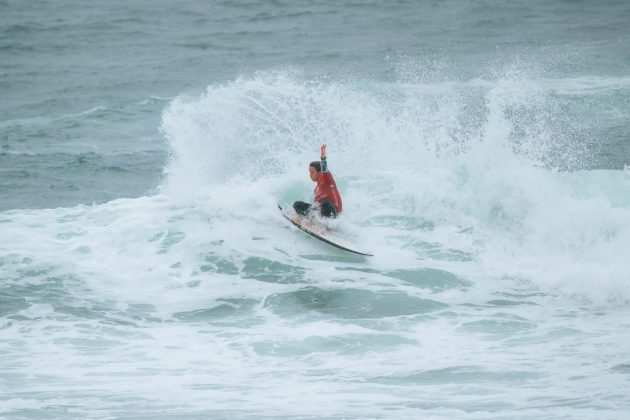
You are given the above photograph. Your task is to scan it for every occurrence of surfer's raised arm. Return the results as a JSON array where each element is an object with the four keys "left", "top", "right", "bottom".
[{"left": 320, "top": 144, "right": 328, "bottom": 173}]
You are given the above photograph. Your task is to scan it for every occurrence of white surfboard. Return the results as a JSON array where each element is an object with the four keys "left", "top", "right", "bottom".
[{"left": 278, "top": 203, "right": 373, "bottom": 256}]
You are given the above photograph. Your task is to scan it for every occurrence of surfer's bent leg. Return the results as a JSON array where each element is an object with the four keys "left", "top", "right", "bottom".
[
  {"left": 293, "top": 201, "right": 311, "bottom": 216},
  {"left": 320, "top": 199, "right": 337, "bottom": 219}
]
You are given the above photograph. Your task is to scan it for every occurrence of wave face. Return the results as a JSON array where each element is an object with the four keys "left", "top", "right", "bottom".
[
  {"left": 2, "top": 71, "right": 630, "bottom": 418},
  {"left": 161, "top": 72, "right": 630, "bottom": 301}
]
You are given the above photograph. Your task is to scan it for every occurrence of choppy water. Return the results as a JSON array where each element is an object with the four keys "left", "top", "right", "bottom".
[{"left": 2, "top": 0, "right": 630, "bottom": 418}]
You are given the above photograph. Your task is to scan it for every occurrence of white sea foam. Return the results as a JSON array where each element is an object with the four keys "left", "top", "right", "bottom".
[{"left": 2, "top": 72, "right": 630, "bottom": 418}]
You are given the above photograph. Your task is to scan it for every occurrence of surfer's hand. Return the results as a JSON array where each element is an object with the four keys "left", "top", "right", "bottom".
[{"left": 321, "top": 144, "right": 327, "bottom": 159}]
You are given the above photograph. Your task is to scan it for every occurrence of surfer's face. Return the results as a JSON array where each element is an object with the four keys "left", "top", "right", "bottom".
[{"left": 309, "top": 166, "right": 319, "bottom": 182}]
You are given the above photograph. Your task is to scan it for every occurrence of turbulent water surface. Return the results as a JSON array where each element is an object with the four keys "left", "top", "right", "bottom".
[{"left": 2, "top": 0, "right": 630, "bottom": 418}]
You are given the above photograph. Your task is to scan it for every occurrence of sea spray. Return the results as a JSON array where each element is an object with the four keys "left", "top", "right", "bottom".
[{"left": 158, "top": 71, "right": 630, "bottom": 303}]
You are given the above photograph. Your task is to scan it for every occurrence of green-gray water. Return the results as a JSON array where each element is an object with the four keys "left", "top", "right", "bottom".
[{"left": 2, "top": 1, "right": 630, "bottom": 418}]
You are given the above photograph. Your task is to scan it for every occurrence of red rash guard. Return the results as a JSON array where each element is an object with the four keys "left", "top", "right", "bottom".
[{"left": 314, "top": 160, "right": 342, "bottom": 213}]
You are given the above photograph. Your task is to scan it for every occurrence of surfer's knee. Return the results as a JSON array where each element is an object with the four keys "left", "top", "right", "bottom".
[
  {"left": 293, "top": 201, "right": 311, "bottom": 216},
  {"left": 320, "top": 200, "right": 337, "bottom": 219}
]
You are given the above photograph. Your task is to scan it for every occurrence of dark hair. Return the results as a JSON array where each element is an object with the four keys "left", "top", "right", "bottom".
[{"left": 309, "top": 161, "right": 321, "bottom": 172}]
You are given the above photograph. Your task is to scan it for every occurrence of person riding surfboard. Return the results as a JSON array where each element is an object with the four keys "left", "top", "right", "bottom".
[{"left": 293, "top": 144, "right": 343, "bottom": 218}]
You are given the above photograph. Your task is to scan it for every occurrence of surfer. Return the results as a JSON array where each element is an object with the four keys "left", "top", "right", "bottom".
[{"left": 293, "top": 144, "right": 343, "bottom": 218}]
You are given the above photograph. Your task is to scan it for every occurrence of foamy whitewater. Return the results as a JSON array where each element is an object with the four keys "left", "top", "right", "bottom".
[
  {"left": 2, "top": 72, "right": 630, "bottom": 418},
  {"left": 2, "top": 1, "right": 630, "bottom": 418}
]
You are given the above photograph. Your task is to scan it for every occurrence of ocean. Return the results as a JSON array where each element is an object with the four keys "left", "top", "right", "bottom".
[{"left": 1, "top": 0, "right": 630, "bottom": 418}]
